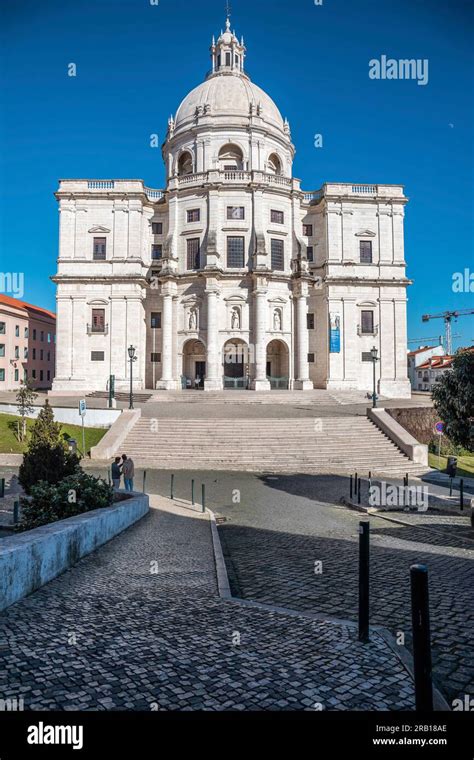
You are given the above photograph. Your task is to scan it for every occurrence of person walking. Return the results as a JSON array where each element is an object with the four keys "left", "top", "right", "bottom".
[
  {"left": 111, "top": 456, "right": 122, "bottom": 490},
  {"left": 122, "top": 454, "right": 135, "bottom": 492}
]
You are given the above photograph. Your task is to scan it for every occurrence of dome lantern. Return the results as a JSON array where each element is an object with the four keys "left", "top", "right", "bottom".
[{"left": 210, "top": 14, "right": 246, "bottom": 75}]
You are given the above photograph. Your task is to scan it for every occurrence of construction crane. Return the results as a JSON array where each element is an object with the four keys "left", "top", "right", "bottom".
[{"left": 421, "top": 309, "right": 474, "bottom": 355}]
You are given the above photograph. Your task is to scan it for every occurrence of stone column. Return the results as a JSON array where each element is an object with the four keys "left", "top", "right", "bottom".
[
  {"left": 156, "top": 282, "right": 179, "bottom": 390},
  {"left": 205, "top": 283, "right": 221, "bottom": 390},
  {"left": 251, "top": 284, "right": 270, "bottom": 391},
  {"left": 294, "top": 282, "right": 313, "bottom": 390}
]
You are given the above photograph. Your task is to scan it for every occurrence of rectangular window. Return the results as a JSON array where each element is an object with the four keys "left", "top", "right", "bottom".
[
  {"left": 227, "top": 206, "right": 245, "bottom": 220},
  {"left": 151, "top": 312, "right": 162, "bottom": 329},
  {"left": 151, "top": 353, "right": 161, "bottom": 363},
  {"left": 306, "top": 246, "right": 314, "bottom": 262},
  {"left": 47, "top": 333, "right": 51, "bottom": 343},
  {"left": 93, "top": 237, "right": 107, "bottom": 260},
  {"left": 24, "top": 347, "right": 28, "bottom": 359},
  {"left": 360, "top": 240, "right": 373, "bottom": 264},
  {"left": 187, "top": 209, "right": 200, "bottom": 223},
  {"left": 91, "top": 309, "right": 105, "bottom": 333},
  {"left": 40, "top": 350, "right": 44, "bottom": 360},
  {"left": 187, "top": 238, "right": 201, "bottom": 270},
  {"left": 271, "top": 239, "right": 284, "bottom": 270},
  {"left": 32, "top": 348, "right": 36, "bottom": 360},
  {"left": 271, "top": 209, "right": 284, "bottom": 225},
  {"left": 15, "top": 369, "right": 19, "bottom": 382},
  {"left": 362, "top": 352, "right": 373, "bottom": 362},
  {"left": 47, "top": 370, "right": 51, "bottom": 381},
  {"left": 303, "top": 224, "right": 313, "bottom": 237},
  {"left": 152, "top": 222, "right": 163, "bottom": 235},
  {"left": 24, "top": 327, "right": 29, "bottom": 338},
  {"left": 24, "top": 369, "right": 28, "bottom": 381},
  {"left": 0, "top": 322, "right": 5, "bottom": 334},
  {"left": 91, "top": 351, "right": 105, "bottom": 362},
  {"left": 32, "top": 329, "right": 36, "bottom": 340},
  {"left": 40, "top": 370, "right": 44, "bottom": 382},
  {"left": 226, "top": 52, "right": 231, "bottom": 66},
  {"left": 40, "top": 331, "right": 44, "bottom": 342},
  {"left": 307, "top": 313, "right": 315, "bottom": 330},
  {"left": 227, "top": 236, "right": 245, "bottom": 268},
  {"left": 0, "top": 344, "right": 4, "bottom": 357},
  {"left": 308, "top": 353, "right": 315, "bottom": 363},
  {"left": 32, "top": 369, "right": 36, "bottom": 379},
  {"left": 15, "top": 325, "right": 20, "bottom": 337},
  {"left": 0, "top": 369, "right": 4, "bottom": 381},
  {"left": 361, "top": 310, "right": 374, "bottom": 334},
  {"left": 14, "top": 346, "right": 19, "bottom": 358},
  {"left": 152, "top": 244, "right": 163, "bottom": 260}
]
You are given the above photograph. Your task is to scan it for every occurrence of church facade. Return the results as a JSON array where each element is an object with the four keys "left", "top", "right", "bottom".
[{"left": 52, "top": 17, "right": 411, "bottom": 397}]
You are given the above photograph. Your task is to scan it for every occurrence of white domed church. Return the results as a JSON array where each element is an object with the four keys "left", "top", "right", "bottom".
[{"left": 52, "top": 16, "right": 411, "bottom": 397}]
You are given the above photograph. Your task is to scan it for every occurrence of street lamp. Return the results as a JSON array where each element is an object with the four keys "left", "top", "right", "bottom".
[
  {"left": 128, "top": 345, "right": 137, "bottom": 409},
  {"left": 370, "top": 346, "right": 379, "bottom": 408}
]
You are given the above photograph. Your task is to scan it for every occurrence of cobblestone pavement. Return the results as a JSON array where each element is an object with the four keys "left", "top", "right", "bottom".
[
  {"left": 217, "top": 474, "right": 474, "bottom": 706},
  {"left": 0, "top": 499, "right": 417, "bottom": 711}
]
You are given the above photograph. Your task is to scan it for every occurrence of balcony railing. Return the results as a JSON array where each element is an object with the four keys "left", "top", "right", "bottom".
[
  {"left": 357, "top": 325, "right": 379, "bottom": 337},
  {"left": 176, "top": 170, "right": 293, "bottom": 189},
  {"left": 87, "top": 324, "right": 109, "bottom": 336}
]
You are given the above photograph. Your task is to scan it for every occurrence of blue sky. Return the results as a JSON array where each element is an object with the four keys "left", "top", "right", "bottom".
[{"left": 1, "top": 0, "right": 473, "bottom": 348}]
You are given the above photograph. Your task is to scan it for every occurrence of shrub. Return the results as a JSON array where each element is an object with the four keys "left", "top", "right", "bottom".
[
  {"left": 18, "top": 400, "right": 80, "bottom": 494},
  {"left": 18, "top": 471, "right": 114, "bottom": 531},
  {"left": 432, "top": 350, "right": 474, "bottom": 451}
]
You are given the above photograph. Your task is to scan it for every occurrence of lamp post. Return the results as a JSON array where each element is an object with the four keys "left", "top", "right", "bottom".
[
  {"left": 370, "top": 346, "right": 379, "bottom": 408},
  {"left": 128, "top": 346, "right": 137, "bottom": 409}
]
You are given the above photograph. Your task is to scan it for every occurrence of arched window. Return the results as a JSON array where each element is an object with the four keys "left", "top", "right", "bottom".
[
  {"left": 218, "top": 144, "right": 244, "bottom": 171},
  {"left": 178, "top": 152, "right": 193, "bottom": 176},
  {"left": 267, "top": 153, "right": 282, "bottom": 175}
]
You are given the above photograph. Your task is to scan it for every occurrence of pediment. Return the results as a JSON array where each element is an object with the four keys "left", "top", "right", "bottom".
[
  {"left": 355, "top": 229, "right": 376, "bottom": 238},
  {"left": 268, "top": 296, "right": 287, "bottom": 304},
  {"left": 224, "top": 294, "right": 247, "bottom": 303},
  {"left": 88, "top": 226, "right": 111, "bottom": 234}
]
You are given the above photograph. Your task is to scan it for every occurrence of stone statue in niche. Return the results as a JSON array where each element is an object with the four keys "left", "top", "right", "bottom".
[
  {"left": 188, "top": 308, "right": 198, "bottom": 330},
  {"left": 231, "top": 307, "right": 240, "bottom": 330},
  {"left": 273, "top": 309, "right": 282, "bottom": 331}
]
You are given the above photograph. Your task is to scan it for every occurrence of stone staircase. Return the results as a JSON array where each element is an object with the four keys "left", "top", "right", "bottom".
[
  {"left": 120, "top": 416, "right": 427, "bottom": 475},
  {"left": 87, "top": 391, "right": 153, "bottom": 404}
]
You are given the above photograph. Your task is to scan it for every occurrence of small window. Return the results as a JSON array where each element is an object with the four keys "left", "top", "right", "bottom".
[
  {"left": 151, "top": 312, "right": 162, "bottom": 329},
  {"left": 91, "top": 309, "right": 105, "bottom": 333},
  {"left": 306, "top": 246, "right": 314, "bottom": 262},
  {"left": 152, "top": 245, "right": 163, "bottom": 260},
  {"left": 362, "top": 352, "right": 373, "bottom": 362},
  {"left": 32, "top": 329, "right": 36, "bottom": 340},
  {"left": 24, "top": 327, "right": 29, "bottom": 338},
  {"left": 227, "top": 206, "right": 245, "bottom": 220},
  {"left": 40, "top": 370, "right": 44, "bottom": 382},
  {"left": 47, "top": 333, "right": 51, "bottom": 343},
  {"left": 271, "top": 239, "right": 284, "bottom": 270},
  {"left": 24, "top": 347, "right": 28, "bottom": 359},
  {"left": 303, "top": 224, "right": 313, "bottom": 237},
  {"left": 32, "top": 369, "right": 36, "bottom": 379},
  {"left": 15, "top": 325, "right": 19, "bottom": 337},
  {"left": 187, "top": 209, "right": 200, "bottom": 223},
  {"left": 24, "top": 369, "right": 28, "bottom": 380},
  {"left": 361, "top": 311, "right": 374, "bottom": 334},
  {"left": 91, "top": 351, "right": 105, "bottom": 362},
  {"left": 40, "top": 349, "right": 44, "bottom": 360},
  {"left": 308, "top": 353, "right": 315, "bottom": 363},
  {"left": 47, "top": 370, "right": 51, "bottom": 381},
  {"left": 47, "top": 351, "right": 51, "bottom": 361},
  {"left": 227, "top": 237, "right": 245, "bottom": 268},
  {"left": 32, "top": 348, "right": 36, "bottom": 360},
  {"left": 307, "top": 313, "right": 315, "bottom": 330},
  {"left": 226, "top": 52, "right": 231, "bottom": 66},
  {"left": 187, "top": 238, "right": 201, "bottom": 270},
  {"left": 360, "top": 241, "right": 373, "bottom": 264},
  {"left": 0, "top": 369, "right": 5, "bottom": 381},
  {"left": 40, "top": 331, "right": 44, "bottom": 342},
  {"left": 152, "top": 222, "right": 163, "bottom": 235},
  {"left": 271, "top": 209, "right": 284, "bottom": 224},
  {"left": 0, "top": 344, "right": 4, "bottom": 357},
  {"left": 93, "top": 237, "right": 107, "bottom": 261},
  {"left": 0, "top": 322, "right": 5, "bottom": 334},
  {"left": 14, "top": 346, "right": 19, "bottom": 358},
  {"left": 14, "top": 369, "right": 19, "bottom": 382},
  {"left": 151, "top": 353, "right": 161, "bottom": 363}
]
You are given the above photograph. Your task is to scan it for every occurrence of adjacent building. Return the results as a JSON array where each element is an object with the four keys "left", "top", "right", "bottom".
[
  {"left": 0, "top": 295, "right": 56, "bottom": 390},
  {"left": 407, "top": 345, "right": 445, "bottom": 390},
  {"left": 52, "top": 16, "right": 412, "bottom": 397}
]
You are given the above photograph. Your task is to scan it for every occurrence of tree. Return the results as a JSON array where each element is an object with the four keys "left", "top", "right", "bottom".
[
  {"left": 15, "top": 379, "right": 38, "bottom": 441},
  {"left": 18, "top": 400, "right": 80, "bottom": 494},
  {"left": 432, "top": 349, "right": 474, "bottom": 451}
]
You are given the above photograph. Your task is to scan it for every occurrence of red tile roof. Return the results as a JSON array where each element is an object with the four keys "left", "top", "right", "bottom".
[
  {"left": 418, "top": 356, "right": 454, "bottom": 370},
  {"left": 0, "top": 294, "right": 56, "bottom": 320}
]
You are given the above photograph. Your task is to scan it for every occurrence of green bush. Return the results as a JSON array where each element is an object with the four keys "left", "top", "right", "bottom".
[
  {"left": 18, "top": 471, "right": 114, "bottom": 531},
  {"left": 18, "top": 400, "right": 80, "bottom": 494}
]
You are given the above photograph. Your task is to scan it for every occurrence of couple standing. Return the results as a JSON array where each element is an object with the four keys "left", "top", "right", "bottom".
[{"left": 111, "top": 454, "right": 135, "bottom": 491}]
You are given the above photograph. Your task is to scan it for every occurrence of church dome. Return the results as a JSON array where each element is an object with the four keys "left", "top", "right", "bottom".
[{"left": 174, "top": 74, "right": 285, "bottom": 134}]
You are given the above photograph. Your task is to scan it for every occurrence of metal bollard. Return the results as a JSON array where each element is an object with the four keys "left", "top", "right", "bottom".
[
  {"left": 355, "top": 472, "right": 358, "bottom": 493},
  {"left": 0, "top": 478, "right": 4, "bottom": 498},
  {"left": 107, "top": 469, "right": 111, "bottom": 486},
  {"left": 191, "top": 479, "right": 195, "bottom": 506},
  {"left": 350, "top": 474, "right": 353, "bottom": 500},
  {"left": 410, "top": 564, "right": 433, "bottom": 712},
  {"left": 143, "top": 470, "right": 147, "bottom": 494},
  {"left": 171, "top": 473, "right": 174, "bottom": 500},
  {"left": 201, "top": 483, "right": 206, "bottom": 513},
  {"left": 13, "top": 501, "right": 19, "bottom": 525},
  {"left": 358, "top": 521, "right": 370, "bottom": 642},
  {"left": 460, "top": 479, "right": 464, "bottom": 511},
  {"left": 357, "top": 477, "right": 361, "bottom": 504},
  {"left": 449, "top": 477, "right": 453, "bottom": 497}
]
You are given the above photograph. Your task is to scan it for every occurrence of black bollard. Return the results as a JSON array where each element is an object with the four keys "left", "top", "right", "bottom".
[
  {"left": 350, "top": 474, "right": 353, "bottom": 499},
  {"left": 460, "top": 479, "right": 464, "bottom": 511},
  {"left": 358, "top": 521, "right": 370, "bottom": 642},
  {"left": 355, "top": 472, "right": 358, "bottom": 493},
  {"left": 410, "top": 564, "right": 433, "bottom": 712},
  {"left": 143, "top": 470, "right": 147, "bottom": 494},
  {"left": 171, "top": 473, "right": 174, "bottom": 500},
  {"left": 191, "top": 479, "right": 195, "bottom": 505},
  {"left": 13, "top": 501, "right": 19, "bottom": 525},
  {"left": 0, "top": 478, "right": 4, "bottom": 498},
  {"left": 357, "top": 477, "right": 361, "bottom": 504},
  {"left": 201, "top": 483, "right": 206, "bottom": 513}
]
